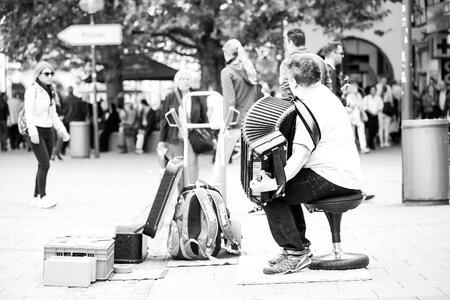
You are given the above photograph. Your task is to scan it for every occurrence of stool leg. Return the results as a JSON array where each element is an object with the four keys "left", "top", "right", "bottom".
[{"left": 310, "top": 211, "right": 370, "bottom": 270}]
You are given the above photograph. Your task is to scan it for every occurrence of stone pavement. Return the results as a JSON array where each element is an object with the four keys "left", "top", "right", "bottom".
[{"left": 0, "top": 146, "right": 450, "bottom": 300}]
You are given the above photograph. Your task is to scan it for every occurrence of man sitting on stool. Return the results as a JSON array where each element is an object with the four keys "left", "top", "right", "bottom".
[{"left": 250, "top": 53, "right": 362, "bottom": 275}]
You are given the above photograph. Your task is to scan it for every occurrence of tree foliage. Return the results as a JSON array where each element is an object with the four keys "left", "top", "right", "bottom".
[{"left": 0, "top": 0, "right": 393, "bottom": 101}]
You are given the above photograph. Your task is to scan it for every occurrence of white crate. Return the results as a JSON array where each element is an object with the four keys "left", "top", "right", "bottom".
[
  {"left": 44, "top": 237, "right": 114, "bottom": 280},
  {"left": 44, "top": 256, "right": 96, "bottom": 287}
]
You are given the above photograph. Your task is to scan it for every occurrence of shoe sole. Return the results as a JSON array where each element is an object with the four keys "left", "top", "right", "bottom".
[
  {"left": 38, "top": 203, "right": 57, "bottom": 209},
  {"left": 268, "top": 251, "right": 313, "bottom": 266}
]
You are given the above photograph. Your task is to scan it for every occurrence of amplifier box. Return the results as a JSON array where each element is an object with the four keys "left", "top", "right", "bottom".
[{"left": 114, "top": 225, "right": 148, "bottom": 263}]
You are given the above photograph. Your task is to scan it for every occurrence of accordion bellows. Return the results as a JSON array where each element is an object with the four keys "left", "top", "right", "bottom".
[{"left": 240, "top": 96, "right": 297, "bottom": 205}]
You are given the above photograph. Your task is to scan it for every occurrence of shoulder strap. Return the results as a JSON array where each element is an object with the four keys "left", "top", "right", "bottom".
[
  {"left": 294, "top": 100, "right": 321, "bottom": 151},
  {"left": 180, "top": 188, "right": 218, "bottom": 259},
  {"left": 207, "top": 189, "right": 241, "bottom": 247}
]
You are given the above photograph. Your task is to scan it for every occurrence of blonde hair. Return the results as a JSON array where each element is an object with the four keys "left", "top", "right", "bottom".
[
  {"left": 222, "top": 39, "right": 257, "bottom": 85},
  {"left": 173, "top": 69, "right": 195, "bottom": 89}
]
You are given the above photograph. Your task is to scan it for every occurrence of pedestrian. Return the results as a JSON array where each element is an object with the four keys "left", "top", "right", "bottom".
[
  {"left": 158, "top": 69, "right": 209, "bottom": 184},
  {"left": 7, "top": 92, "right": 23, "bottom": 150},
  {"left": 346, "top": 83, "right": 370, "bottom": 154},
  {"left": 118, "top": 102, "right": 138, "bottom": 153},
  {"left": 99, "top": 103, "right": 120, "bottom": 152},
  {"left": 0, "top": 93, "right": 9, "bottom": 152},
  {"left": 136, "top": 99, "right": 159, "bottom": 154},
  {"left": 437, "top": 81, "right": 448, "bottom": 119},
  {"left": 250, "top": 53, "right": 362, "bottom": 275},
  {"left": 322, "top": 41, "right": 350, "bottom": 106},
  {"left": 363, "top": 85, "right": 383, "bottom": 150},
  {"left": 279, "top": 28, "right": 331, "bottom": 99},
  {"left": 62, "top": 86, "right": 87, "bottom": 155},
  {"left": 25, "top": 61, "right": 70, "bottom": 208},
  {"left": 377, "top": 77, "right": 394, "bottom": 147},
  {"left": 218, "top": 39, "right": 260, "bottom": 213}
]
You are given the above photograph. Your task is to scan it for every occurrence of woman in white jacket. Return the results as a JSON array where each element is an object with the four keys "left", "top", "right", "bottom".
[{"left": 25, "top": 61, "right": 70, "bottom": 208}]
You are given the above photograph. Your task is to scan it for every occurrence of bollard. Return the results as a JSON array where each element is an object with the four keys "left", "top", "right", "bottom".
[{"left": 402, "top": 119, "right": 449, "bottom": 205}]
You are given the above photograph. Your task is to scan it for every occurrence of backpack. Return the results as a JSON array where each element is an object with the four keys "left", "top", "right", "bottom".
[
  {"left": 18, "top": 85, "right": 38, "bottom": 136},
  {"left": 167, "top": 185, "right": 241, "bottom": 260}
]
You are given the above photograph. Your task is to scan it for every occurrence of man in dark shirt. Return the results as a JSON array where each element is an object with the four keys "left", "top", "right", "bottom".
[
  {"left": 62, "top": 86, "right": 87, "bottom": 154},
  {"left": 322, "top": 41, "right": 354, "bottom": 107}
]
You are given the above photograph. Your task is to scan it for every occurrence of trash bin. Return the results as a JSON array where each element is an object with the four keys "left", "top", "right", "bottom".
[
  {"left": 70, "top": 121, "right": 90, "bottom": 158},
  {"left": 402, "top": 119, "right": 449, "bottom": 205}
]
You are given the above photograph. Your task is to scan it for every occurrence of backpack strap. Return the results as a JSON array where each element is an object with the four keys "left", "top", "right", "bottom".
[
  {"left": 180, "top": 188, "right": 219, "bottom": 259},
  {"left": 206, "top": 189, "right": 241, "bottom": 248},
  {"left": 294, "top": 100, "right": 321, "bottom": 151}
]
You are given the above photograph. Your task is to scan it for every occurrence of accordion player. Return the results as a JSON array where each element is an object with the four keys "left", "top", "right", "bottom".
[{"left": 240, "top": 96, "right": 319, "bottom": 206}]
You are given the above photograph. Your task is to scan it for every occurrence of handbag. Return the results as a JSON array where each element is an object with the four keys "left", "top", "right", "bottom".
[
  {"left": 189, "top": 128, "right": 215, "bottom": 154},
  {"left": 18, "top": 108, "right": 28, "bottom": 135},
  {"left": 382, "top": 102, "right": 396, "bottom": 116}
]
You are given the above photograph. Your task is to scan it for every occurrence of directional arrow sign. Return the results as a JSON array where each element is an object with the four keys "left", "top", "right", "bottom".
[{"left": 57, "top": 24, "right": 122, "bottom": 46}]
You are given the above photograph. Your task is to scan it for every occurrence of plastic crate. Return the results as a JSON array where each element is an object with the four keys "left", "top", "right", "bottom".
[{"left": 44, "top": 237, "right": 114, "bottom": 280}]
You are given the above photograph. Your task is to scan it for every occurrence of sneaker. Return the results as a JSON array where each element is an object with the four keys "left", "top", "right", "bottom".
[
  {"left": 268, "top": 248, "right": 313, "bottom": 266},
  {"left": 263, "top": 253, "right": 311, "bottom": 275},
  {"left": 361, "top": 148, "right": 370, "bottom": 154},
  {"left": 248, "top": 206, "right": 263, "bottom": 214},
  {"left": 37, "top": 195, "right": 57, "bottom": 209},
  {"left": 30, "top": 195, "right": 39, "bottom": 206}
]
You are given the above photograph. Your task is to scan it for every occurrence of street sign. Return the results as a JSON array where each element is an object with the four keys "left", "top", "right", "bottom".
[
  {"left": 432, "top": 33, "right": 450, "bottom": 58},
  {"left": 79, "top": 0, "right": 104, "bottom": 14},
  {"left": 57, "top": 24, "right": 122, "bottom": 46}
]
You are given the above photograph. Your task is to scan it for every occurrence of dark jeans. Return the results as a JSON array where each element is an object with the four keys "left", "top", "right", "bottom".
[
  {"left": 365, "top": 113, "right": 378, "bottom": 149},
  {"left": 28, "top": 127, "right": 54, "bottom": 198},
  {"left": 262, "top": 168, "right": 360, "bottom": 251},
  {"left": 8, "top": 124, "right": 22, "bottom": 149},
  {"left": 0, "top": 121, "right": 7, "bottom": 151}
]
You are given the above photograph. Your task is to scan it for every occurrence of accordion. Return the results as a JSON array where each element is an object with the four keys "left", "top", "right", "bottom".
[
  {"left": 240, "top": 96, "right": 321, "bottom": 206},
  {"left": 240, "top": 97, "right": 297, "bottom": 205}
]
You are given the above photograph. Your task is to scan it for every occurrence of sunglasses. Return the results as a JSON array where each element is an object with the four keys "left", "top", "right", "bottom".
[{"left": 42, "top": 72, "right": 54, "bottom": 77}]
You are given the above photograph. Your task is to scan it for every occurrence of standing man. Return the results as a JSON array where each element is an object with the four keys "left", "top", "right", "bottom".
[
  {"left": 279, "top": 28, "right": 331, "bottom": 99},
  {"left": 7, "top": 92, "right": 24, "bottom": 150},
  {"left": 323, "top": 42, "right": 347, "bottom": 105},
  {"left": 62, "top": 86, "right": 87, "bottom": 154}
]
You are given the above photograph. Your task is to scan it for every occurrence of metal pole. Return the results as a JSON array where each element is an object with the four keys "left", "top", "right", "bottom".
[
  {"left": 401, "top": 0, "right": 412, "bottom": 203},
  {"left": 90, "top": 14, "right": 100, "bottom": 158},
  {"left": 401, "top": 0, "right": 413, "bottom": 120}
]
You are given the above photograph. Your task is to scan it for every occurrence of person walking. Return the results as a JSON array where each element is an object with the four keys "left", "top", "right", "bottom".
[
  {"left": 363, "top": 85, "right": 383, "bottom": 150},
  {"left": 0, "top": 93, "right": 9, "bottom": 152},
  {"left": 279, "top": 28, "right": 331, "bottom": 99},
  {"left": 346, "top": 83, "right": 370, "bottom": 154},
  {"left": 7, "top": 92, "right": 23, "bottom": 150},
  {"left": 377, "top": 77, "right": 394, "bottom": 147},
  {"left": 25, "top": 61, "right": 70, "bottom": 208},
  {"left": 158, "top": 70, "right": 209, "bottom": 185}
]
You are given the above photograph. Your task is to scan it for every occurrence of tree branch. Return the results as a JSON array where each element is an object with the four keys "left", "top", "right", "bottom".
[
  {"left": 145, "top": 46, "right": 197, "bottom": 57},
  {"left": 151, "top": 28, "right": 198, "bottom": 49}
]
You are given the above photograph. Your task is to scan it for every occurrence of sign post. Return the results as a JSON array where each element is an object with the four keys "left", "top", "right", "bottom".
[{"left": 59, "top": 0, "right": 113, "bottom": 158}]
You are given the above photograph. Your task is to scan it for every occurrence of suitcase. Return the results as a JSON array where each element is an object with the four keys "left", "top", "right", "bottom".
[
  {"left": 114, "top": 225, "right": 148, "bottom": 263},
  {"left": 143, "top": 156, "right": 183, "bottom": 238}
]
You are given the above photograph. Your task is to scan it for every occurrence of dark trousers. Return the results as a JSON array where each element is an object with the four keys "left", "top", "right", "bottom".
[
  {"left": 8, "top": 124, "right": 22, "bottom": 149},
  {"left": 29, "top": 127, "right": 54, "bottom": 198},
  {"left": 365, "top": 113, "right": 378, "bottom": 149},
  {"left": 262, "top": 168, "right": 360, "bottom": 251},
  {"left": 0, "top": 121, "right": 7, "bottom": 151}
]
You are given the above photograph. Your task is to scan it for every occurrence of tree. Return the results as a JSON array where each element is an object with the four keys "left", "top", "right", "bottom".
[{"left": 1, "top": 0, "right": 392, "bottom": 102}]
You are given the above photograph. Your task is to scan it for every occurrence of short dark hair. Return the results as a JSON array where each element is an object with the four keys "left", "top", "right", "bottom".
[
  {"left": 322, "top": 42, "right": 342, "bottom": 57},
  {"left": 286, "top": 54, "right": 321, "bottom": 87},
  {"left": 286, "top": 28, "right": 305, "bottom": 47}
]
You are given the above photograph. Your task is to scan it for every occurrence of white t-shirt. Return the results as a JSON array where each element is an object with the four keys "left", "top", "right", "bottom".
[{"left": 292, "top": 83, "right": 362, "bottom": 190}]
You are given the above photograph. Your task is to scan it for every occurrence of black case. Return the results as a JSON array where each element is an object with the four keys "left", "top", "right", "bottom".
[{"left": 114, "top": 225, "right": 148, "bottom": 263}]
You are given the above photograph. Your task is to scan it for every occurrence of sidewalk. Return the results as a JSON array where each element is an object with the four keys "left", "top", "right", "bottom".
[{"left": 0, "top": 146, "right": 449, "bottom": 300}]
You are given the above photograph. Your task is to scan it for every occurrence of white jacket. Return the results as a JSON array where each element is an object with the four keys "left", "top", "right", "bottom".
[{"left": 24, "top": 83, "right": 66, "bottom": 137}]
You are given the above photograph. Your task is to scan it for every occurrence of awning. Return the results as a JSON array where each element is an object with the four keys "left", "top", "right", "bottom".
[{"left": 84, "top": 54, "right": 178, "bottom": 82}]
